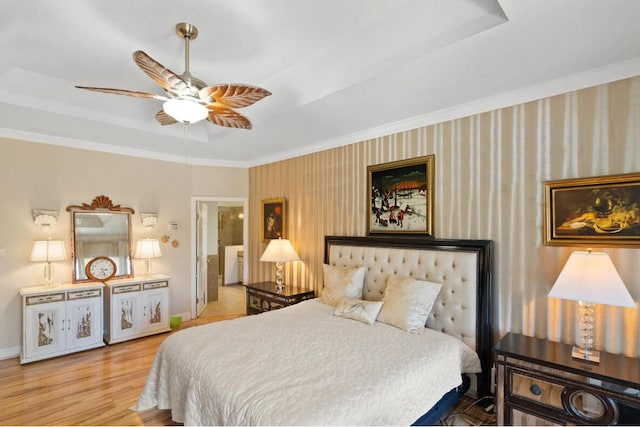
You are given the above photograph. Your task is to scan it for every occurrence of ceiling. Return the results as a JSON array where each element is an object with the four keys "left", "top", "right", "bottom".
[{"left": 2, "top": 0, "right": 640, "bottom": 167}]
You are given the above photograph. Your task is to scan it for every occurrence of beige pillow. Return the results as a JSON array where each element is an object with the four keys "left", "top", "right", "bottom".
[
  {"left": 376, "top": 276, "right": 442, "bottom": 332},
  {"left": 321, "top": 264, "right": 366, "bottom": 306},
  {"left": 333, "top": 297, "right": 383, "bottom": 325}
]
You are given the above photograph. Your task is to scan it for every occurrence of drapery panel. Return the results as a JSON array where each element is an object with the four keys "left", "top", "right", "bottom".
[{"left": 249, "top": 76, "right": 640, "bottom": 356}]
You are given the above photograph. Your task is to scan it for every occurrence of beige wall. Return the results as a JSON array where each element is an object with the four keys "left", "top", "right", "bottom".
[
  {"left": 0, "top": 138, "right": 248, "bottom": 355},
  {"left": 249, "top": 76, "right": 640, "bottom": 357}
]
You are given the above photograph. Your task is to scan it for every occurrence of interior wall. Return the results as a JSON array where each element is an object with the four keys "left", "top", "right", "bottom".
[
  {"left": 249, "top": 76, "right": 640, "bottom": 357},
  {"left": 0, "top": 139, "right": 248, "bottom": 355}
]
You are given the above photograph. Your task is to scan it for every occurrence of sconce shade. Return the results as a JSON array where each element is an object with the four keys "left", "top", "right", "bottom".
[
  {"left": 259, "top": 238, "right": 300, "bottom": 263},
  {"left": 29, "top": 240, "right": 67, "bottom": 262},
  {"left": 140, "top": 214, "right": 158, "bottom": 230},
  {"left": 548, "top": 251, "right": 635, "bottom": 307},
  {"left": 134, "top": 239, "right": 162, "bottom": 259}
]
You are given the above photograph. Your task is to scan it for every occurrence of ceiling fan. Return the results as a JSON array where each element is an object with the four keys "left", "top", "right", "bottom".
[{"left": 76, "top": 23, "right": 271, "bottom": 130}]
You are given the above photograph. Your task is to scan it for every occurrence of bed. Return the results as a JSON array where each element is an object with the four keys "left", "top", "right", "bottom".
[{"left": 136, "top": 235, "right": 493, "bottom": 425}]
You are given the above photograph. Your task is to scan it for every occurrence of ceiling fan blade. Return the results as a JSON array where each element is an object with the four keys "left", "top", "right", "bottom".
[
  {"left": 133, "top": 51, "right": 190, "bottom": 96},
  {"left": 199, "top": 84, "right": 271, "bottom": 109},
  {"left": 206, "top": 105, "right": 252, "bottom": 129},
  {"left": 75, "top": 86, "right": 167, "bottom": 100},
  {"left": 155, "top": 110, "right": 178, "bottom": 126}
]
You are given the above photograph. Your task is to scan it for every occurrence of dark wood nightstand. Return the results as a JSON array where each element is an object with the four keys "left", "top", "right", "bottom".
[
  {"left": 494, "top": 333, "right": 640, "bottom": 425},
  {"left": 242, "top": 281, "right": 314, "bottom": 315}
]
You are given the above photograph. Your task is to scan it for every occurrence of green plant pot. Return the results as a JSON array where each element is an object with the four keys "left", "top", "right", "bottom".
[{"left": 169, "top": 315, "right": 182, "bottom": 328}]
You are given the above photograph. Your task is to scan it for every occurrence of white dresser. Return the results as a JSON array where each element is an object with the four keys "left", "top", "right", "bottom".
[
  {"left": 20, "top": 282, "right": 105, "bottom": 364},
  {"left": 104, "top": 274, "right": 171, "bottom": 344}
]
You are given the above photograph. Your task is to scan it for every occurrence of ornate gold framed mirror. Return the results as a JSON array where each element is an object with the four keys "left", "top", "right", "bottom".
[{"left": 67, "top": 195, "right": 135, "bottom": 282}]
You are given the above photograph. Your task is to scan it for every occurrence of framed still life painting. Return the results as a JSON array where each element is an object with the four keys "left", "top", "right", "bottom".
[
  {"left": 367, "top": 155, "right": 435, "bottom": 235},
  {"left": 544, "top": 172, "right": 640, "bottom": 247}
]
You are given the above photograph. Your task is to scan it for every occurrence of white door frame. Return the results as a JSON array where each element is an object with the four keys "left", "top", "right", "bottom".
[{"left": 190, "top": 196, "right": 248, "bottom": 319}]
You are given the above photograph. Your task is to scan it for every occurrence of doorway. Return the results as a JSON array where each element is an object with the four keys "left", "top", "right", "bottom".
[{"left": 191, "top": 197, "right": 248, "bottom": 318}]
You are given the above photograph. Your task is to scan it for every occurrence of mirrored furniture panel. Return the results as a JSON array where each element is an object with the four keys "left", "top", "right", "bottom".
[
  {"left": 67, "top": 195, "right": 134, "bottom": 283},
  {"left": 495, "top": 333, "right": 640, "bottom": 426}
]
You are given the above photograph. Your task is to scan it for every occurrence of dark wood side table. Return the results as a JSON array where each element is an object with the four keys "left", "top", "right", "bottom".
[
  {"left": 494, "top": 332, "right": 640, "bottom": 425},
  {"left": 243, "top": 281, "right": 314, "bottom": 315}
]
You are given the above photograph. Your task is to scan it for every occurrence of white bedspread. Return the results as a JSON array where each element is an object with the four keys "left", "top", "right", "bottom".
[{"left": 137, "top": 299, "right": 481, "bottom": 426}]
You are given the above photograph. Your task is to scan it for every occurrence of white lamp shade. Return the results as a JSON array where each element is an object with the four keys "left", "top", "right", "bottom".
[
  {"left": 29, "top": 240, "right": 67, "bottom": 262},
  {"left": 259, "top": 238, "right": 300, "bottom": 263},
  {"left": 163, "top": 99, "right": 208, "bottom": 124},
  {"left": 134, "top": 239, "right": 162, "bottom": 259},
  {"left": 549, "top": 251, "right": 635, "bottom": 307}
]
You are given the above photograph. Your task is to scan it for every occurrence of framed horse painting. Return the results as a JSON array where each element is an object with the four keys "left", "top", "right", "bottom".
[{"left": 367, "top": 155, "right": 435, "bottom": 235}]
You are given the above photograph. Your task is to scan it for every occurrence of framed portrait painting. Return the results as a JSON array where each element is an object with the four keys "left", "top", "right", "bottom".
[
  {"left": 262, "top": 198, "right": 286, "bottom": 241},
  {"left": 367, "top": 155, "right": 435, "bottom": 235},
  {"left": 544, "top": 172, "right": 640, "bottom": 247}
]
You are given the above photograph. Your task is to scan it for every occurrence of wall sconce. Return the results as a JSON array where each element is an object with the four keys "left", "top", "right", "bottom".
[
  {"left": 140, "top": 213, "right": 158, "bottom": 230},
  {"left": 32, "top": 209, "right": 59, "bottom": 231},
  {"left": 134, "top": 238, "right": 162, "bottom": 276},
  {"left": 29, "top": 238, "right": 67, "bottom": 287}
]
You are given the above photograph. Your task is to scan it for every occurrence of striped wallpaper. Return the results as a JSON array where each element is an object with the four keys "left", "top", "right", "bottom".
[{"left": 249, "top": 76, "right": 640, "bottom": 356}]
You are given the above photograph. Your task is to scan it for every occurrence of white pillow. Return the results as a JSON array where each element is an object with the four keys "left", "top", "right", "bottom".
[
  {"left": 333, "top": 297, "right": 383, "bottom": 325},
  {"left": 376, "top": 276, "right": 442, "bottom": 333},
  {"left": 321, "top": 264, "right": 366, "bottom": 306}
]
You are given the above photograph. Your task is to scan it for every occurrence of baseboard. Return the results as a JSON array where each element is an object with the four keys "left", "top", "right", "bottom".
[
  {"left": 0, "top": 345, "right": 21, "bottom": 361},
  {"left": 176, "top": 311, "right": 192, "bottom": 321}
]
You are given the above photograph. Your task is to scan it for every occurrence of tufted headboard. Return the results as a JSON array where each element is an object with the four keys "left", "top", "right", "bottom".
[{"left": 325, "top": 235, "right": 493, "bottom": 397}]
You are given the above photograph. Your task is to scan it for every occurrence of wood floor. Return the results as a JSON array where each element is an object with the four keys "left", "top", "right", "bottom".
[
  {"left": 1, "top": 312, "right": 492, "bottom": 426},
  {"left": 0, "top": 314, "right": 242, "bottom": 426}
]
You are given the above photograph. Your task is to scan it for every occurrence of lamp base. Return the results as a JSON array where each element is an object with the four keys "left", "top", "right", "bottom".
[
  {"left": 571, "top": 346, "right": 600, "bottom": 363},
  {"left": 274, "top": 262, "right": 284, "bottom": 291}
]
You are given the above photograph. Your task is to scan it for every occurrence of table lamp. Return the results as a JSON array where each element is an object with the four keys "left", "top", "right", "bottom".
[
  {"left": 548, "top": 250, "right": 635, "bottom": 363},
  {"left": 259, "top": 238, "right": 300, "bottom": 290},
  {"left": 29, "top": 239, "right": 67, "bottom": 287},
  {"left": 135, "top": 238, "right": 162, "bottom": 276}
]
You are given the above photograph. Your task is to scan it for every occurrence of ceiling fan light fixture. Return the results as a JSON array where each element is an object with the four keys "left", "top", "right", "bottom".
[{"left": 163, "top": 99, "right": 208, "bottom": 124}]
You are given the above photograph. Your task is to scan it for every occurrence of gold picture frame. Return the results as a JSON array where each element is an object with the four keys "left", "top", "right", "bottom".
[
  {"left": 367, "top": 155, "right": 435, "bottom": 235},
  {"left": 544, "top": 172, "right": 640, "bottom": 247},
  {"left": 261, "top": 198, "right": 286, "bottom": 241}
]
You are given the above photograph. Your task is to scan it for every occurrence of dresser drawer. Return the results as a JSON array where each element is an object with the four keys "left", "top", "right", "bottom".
[{"left": 511, "top": 370, "right": 564, "bottom": 410}]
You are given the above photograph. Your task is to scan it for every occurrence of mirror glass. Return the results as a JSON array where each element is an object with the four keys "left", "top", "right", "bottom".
[
  {"left": 68, "top": 196, "right": 134, "bottom": 282},
  {"left": 568, "top": 390, "right": 606, "bottom": 420}
]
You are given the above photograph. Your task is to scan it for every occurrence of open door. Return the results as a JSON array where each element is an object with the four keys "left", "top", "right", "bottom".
[
  {"left": 195, "top": 201, "right": 208, "bottom": 316},
  {"left": 191, "top": 196, "right": 248, "bottom": 319}
]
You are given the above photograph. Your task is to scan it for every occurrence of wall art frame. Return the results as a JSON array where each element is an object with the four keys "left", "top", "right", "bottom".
[
  {"left": 261, "top": 197, "right": 286, "bottom": 241},
  {"left": 544, "top": 172, "right": 640, "bottom": 247},
  {"left": 367, "top": 155, "right": 435, "bottom": 235}
]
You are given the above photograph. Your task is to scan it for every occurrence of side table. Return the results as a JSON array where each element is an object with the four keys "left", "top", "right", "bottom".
[{"left": 243, "top": 281, "right": 314, "bottom": 315}]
